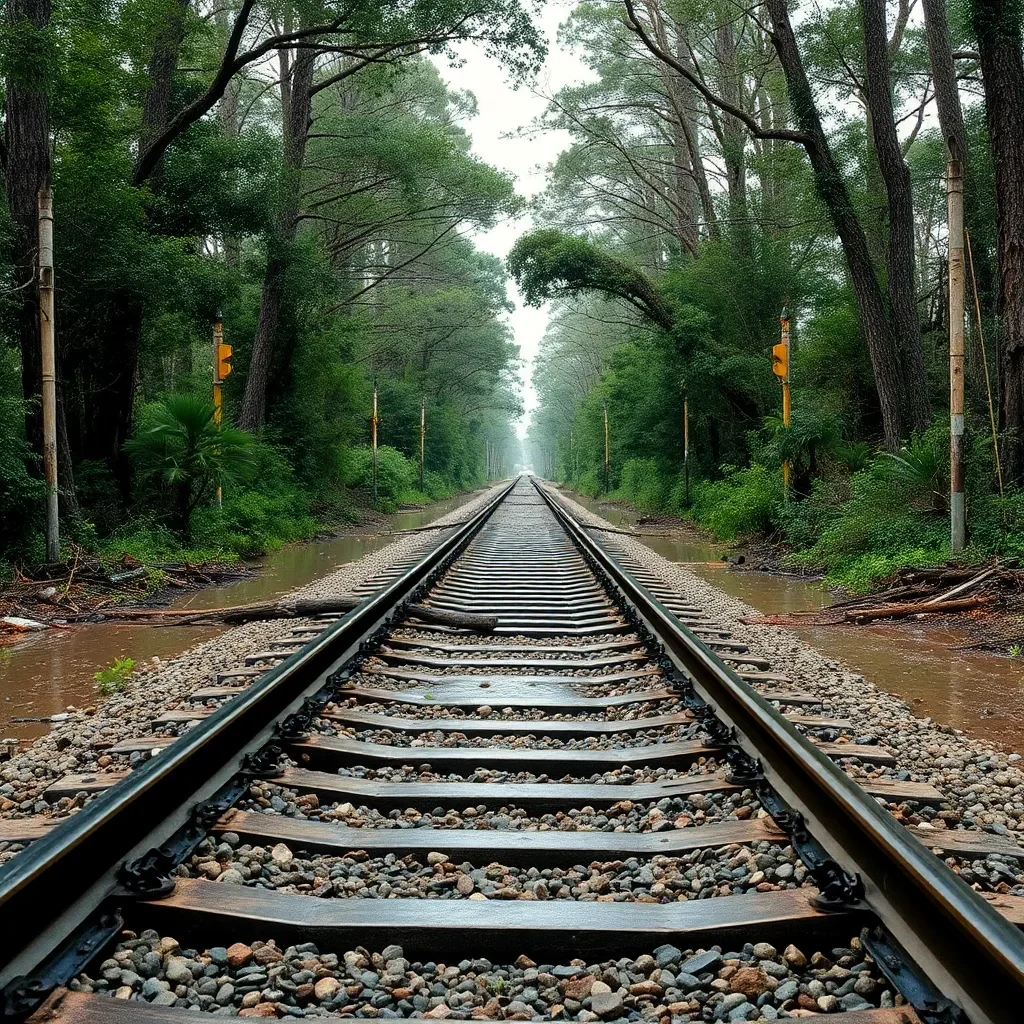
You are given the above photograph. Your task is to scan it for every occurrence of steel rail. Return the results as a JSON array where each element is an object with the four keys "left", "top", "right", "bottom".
[
  {"left": 533, "top": 477, "right": 1024, "bottom": 1024},
  {"left": 0, "top": 479, "right": 516, "bottom": 991}
]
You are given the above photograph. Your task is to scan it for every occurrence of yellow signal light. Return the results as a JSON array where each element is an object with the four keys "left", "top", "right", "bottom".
[
  {"left": 771, "top": 342, "right": 788, "bottom": 379},
  {"left": 217, "top": 343, "right": 232, "bottom": 380}
]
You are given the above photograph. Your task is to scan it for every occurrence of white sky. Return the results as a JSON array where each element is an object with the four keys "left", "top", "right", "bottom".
[{"left": 437, "top": 2, "right": 588, "bottom": 438}]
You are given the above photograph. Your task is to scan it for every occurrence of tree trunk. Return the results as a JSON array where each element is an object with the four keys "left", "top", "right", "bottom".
[
  {"left": 238, "top": 44, "right": 316, "bottom": 430},
  {"left": 216, "top": 3, "right": 241, "bottom": 266},
  {"left": 765, "top": 0, "right": 914, "bottom": 450},
  {"left": 922, "top": 0, "right": 969, "bottom": 165},
  {"left": 971, "top": 0, "right": 1024, "bottom": 483},
  {"left": 5, "top": 0, "right": 78, "bottom": 513},
  {"left": 714, "top": 17, "right": 749, "bottom": 252},
  {"left": 137, "top": 0, "right": 191, "bottom": 184},
  {"left": 861, "top": 0, "right": 931, "bottom": 434}
]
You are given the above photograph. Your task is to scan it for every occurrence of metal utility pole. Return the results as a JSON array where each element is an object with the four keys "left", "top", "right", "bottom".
[
  {"left": 419, "top": 400, "right": 425, "bottom": 491},
  {"left": 947, "top": 144, "right": 966, "bottom": 552},
  {"left": 569, "top": 430, "right": 575, "bottom": 481},
  {"left": 38, "top": 189, "right": 59, "bottom": 563},
  {"left": 772, "top": 309, "right": 792, "bottom": 495},
  {"left": 213, "top": 312, "right": 232, "bottom": 508},
  {"left": 485, "top": 440, "right": 490, "bottom": 480},
  {"left": 371, "top": 381, "right": 379, "bottom": 505},
  {"left": 683, "top": 392, "right": 690, "bottom": 506},
  {"left": 603, "top": 405, "right": 610, "bottom": 493}
]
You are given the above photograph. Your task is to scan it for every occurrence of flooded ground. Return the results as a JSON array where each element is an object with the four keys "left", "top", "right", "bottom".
[
  {"left": 0, "top": 495, "right": 478, "bottom": 744},
  {"left": 575, "top": 495, "right": 1024, "bottom": 752}
]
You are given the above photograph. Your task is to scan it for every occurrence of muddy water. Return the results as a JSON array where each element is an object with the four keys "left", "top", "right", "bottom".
[
  {"left": 0, "top": 496, "right": 478, "bottom": 744},
  {"left": 574, "top": 495, "right": 1024, "bottom": 751}
]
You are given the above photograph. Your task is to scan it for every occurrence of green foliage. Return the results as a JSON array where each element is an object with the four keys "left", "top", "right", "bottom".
[
  {"left": 689, "top": 465, "right": 783, "bottom": 541},
  {"left": 342, "top": 445, "right": 417, "bottom": 509},
  {"left": 0, "top": 349, "right": 44, "bottom": 560},
  {"left": 94, "top": 657, "right": 136, "bottom": 696},
  {"left": 125, "top": 394, "right": 256, "bottom": 534},
  {"left": 616, "top": 459, "right": 671, "bottom": 513}
]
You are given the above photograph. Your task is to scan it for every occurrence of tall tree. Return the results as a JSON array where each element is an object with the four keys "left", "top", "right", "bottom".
[
  {"left": 861, "top": 0, "right": 929, "bottom": 418},
  {"left": 971, "top": 0, "right": 1024, "bottom": 482},
  {"left": 624, "top": 0, "right": 930, "bottom": 448},
  {"left": 4, "top": 0, "right": 77, "bottom": 511}
]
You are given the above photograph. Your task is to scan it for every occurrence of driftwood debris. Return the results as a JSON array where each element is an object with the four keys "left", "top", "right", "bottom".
[
  {"left": 843, "top": 595, "right": 995, "bottom": 624},
  {"left": 84, "top": 596, "right": 363, "bottom": 627},
  {"left": 405, "top": 603, "right": 499, "bottom": 631}
]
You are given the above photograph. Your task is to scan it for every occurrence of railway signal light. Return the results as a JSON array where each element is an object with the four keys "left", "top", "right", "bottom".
[
  {"left": 771, "top": 342, "right": 788, "bottom": 379},
  {"left": 217, "top": 343, "right": 232, "bottom": 381}
]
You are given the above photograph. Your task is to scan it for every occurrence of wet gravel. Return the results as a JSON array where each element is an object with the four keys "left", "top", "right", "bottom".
[
  {"left": 325, "top": 699, "right": 690, "bottom": 723},
  {"left": 556, "top": 490, "right": 1024, "bottom": 847},
  {"left": 321, "top": 724, "right": 701, "bottom": 750},
  {"left": 0, "top": 487, "right": 506, "bottom": 837},
  {"left": 74, "top": 933, "right": 904, "bottom": 1019},
  {"left": 180, "top": 834, "right": 810, "bottom": 901},
  {"left": 238, "top": 780, "right": 760, "bottom": 830}
]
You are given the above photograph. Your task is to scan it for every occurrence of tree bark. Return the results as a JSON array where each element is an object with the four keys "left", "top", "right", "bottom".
[
  {"left": 971, "top": 0, "right": 1024, "bottom": 482},
  {"left": 238, "top": 44, "right": 316, "bottom": 430},
  {"left": 714, "top": 17, "right": 749, "bottom": 251},
  {"left": 765, "top": 0, "right": 916, "bottom": 449},
  {"left": 137, "top": 0, "right": 191, "bottom": 184},
  {"left": 5, "top": 0, "right": 77, "bottom": 513},
  {"left": 861, "top": 0, "right": 931, "bottom": 434}
]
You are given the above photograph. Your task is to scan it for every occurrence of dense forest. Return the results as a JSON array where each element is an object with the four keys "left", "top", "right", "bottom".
[
  {"left": 517, "top": 0, "right": 1024, "bottom": 591},
  {"left": 0, "top": 0, "right": 532, "bottom": 567},
  {"left": 5, "top": 0, "right": 1024, "bottom": 593}
]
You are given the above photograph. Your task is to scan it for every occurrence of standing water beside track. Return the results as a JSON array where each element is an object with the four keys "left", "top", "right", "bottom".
[
  {"left": 573, "top": 493, "right": 1024, "bottom": 751},
  {"left": 0, "top": 493, "right": 480, "bottom": 744}
]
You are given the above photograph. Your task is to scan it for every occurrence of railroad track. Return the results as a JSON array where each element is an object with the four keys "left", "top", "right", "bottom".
[{"left": 1, "top": 475, "right": 1023, "bottom": 1022}]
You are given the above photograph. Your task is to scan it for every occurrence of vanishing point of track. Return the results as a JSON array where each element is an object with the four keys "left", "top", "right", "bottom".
[{"left": 1, "top": 476, "right": 1023, "bottom": 1023}]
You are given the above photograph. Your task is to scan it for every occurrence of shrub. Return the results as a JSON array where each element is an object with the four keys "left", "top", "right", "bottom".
[
  {"left": 617, "top": 458, "right": 671, "bottom": 513},
  {"left": 688, "top": 464, "right": 782, "bottom": 540},
  {"left": 342, "top": 445, "right": 416, "bottom": 506},
  {"left": 125, "top": 393, "right": 256, "bottom": 533},
  {"left": 95, "top": 657, "right": 136, "bottom": 696}
]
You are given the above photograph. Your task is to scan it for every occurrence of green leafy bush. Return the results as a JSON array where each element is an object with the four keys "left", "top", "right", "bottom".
[
  {"left": 95, "top": 657, "right": 136, "bottom": 696},
  {"left": 616, "top": 458, "right": 671, "bottom": 512},
  {"left": 688, "top": 464, "right": 782, "bottom": 540},
  {"left": 342, "top": 445, "right": 416, "bottom": 506},
  {"left": 125, "top": 393, "right": 256, "bottom": 534},
  {"left": 0, "top": 349, "right": 44, "bottom": 562}
]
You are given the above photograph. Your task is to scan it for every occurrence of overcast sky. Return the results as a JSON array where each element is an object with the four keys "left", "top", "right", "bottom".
[{"left": 436, "top": 2, "right": 589, "bottom": 439}]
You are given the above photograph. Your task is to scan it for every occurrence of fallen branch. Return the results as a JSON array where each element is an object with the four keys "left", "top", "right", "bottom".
[
  {"left": 920, "top": 566, "right": 999, "bottom": 606},
  {"left": 390, "top": 520, "right": 469, "bottom": 534},
  {"left": 406, "top": 603, "right": 498, "bottom": 632},
  {"left": 845, "top": 595, "right": 995, "bottom": 623},
  {"left": 78, "top": 596, "right": 363, "bottom": 626}
]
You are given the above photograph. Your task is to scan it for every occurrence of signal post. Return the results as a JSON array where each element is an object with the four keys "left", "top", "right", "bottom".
[
  {"left": 772, "top": 310, "right": 791, "bottom": 494},
  {"left": 213, "top": 312, "right": 232, "bottom": 507}
]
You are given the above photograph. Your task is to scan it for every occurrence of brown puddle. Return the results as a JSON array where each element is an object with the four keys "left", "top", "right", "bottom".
[
  {"left": 572, "top": 494, "right": 1024, "bottom": 752},
  {"left": 0, "top": 495, "right": 478, "bottom": 744}
]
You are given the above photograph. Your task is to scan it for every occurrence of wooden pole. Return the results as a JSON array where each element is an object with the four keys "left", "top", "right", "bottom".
[
  {"left": 213, "top": 313, "right": 224, "bottom": 508},
  {"left": 419, "top": 400, "right": 425, "bottom": 491},
  {"left": 683, "top": 392, "right": 690, "bottom": 506},
  {"left": 603, "top": 405, "right": 610, "bottom": 493},
  {"left": 371, "top": 381, "right": 379, "bottom": 505},
  {"left": 38, "top": 189, "right": 59, "bottom": 563},
  {"left": 948, "top": 143, "right": 966, "bottom": 552}
]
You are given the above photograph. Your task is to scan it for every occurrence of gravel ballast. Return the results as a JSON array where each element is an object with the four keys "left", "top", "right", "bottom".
[
  {"left": 75, "top": 933, "right": 904, "bottom": 1019},
  {"left": 0, "top": 487, "right": 505, "bottom": 840},
  {"left": 553, "top": 489, "right": 1024, "bottom": 845}
]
